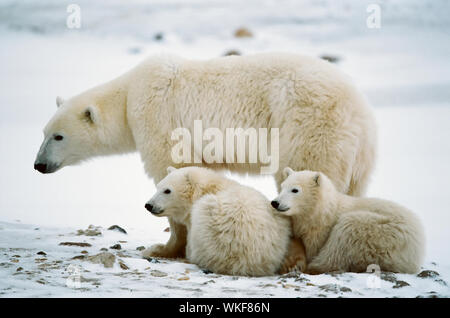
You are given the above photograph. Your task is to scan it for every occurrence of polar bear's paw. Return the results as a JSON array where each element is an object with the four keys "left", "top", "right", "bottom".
[{"left": 142, "top": 244, "right": 168, "bottom": 259}]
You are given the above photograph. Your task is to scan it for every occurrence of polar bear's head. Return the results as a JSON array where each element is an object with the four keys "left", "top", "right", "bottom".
[
  {"left": 145, "top": 166, "right": 224, "bottom": 224},
  {"left": 34, "top": 90, "right": 135, "bottom": 174},
  {"left": 271, "top": 167, "right": 334, "bottom": 216}
]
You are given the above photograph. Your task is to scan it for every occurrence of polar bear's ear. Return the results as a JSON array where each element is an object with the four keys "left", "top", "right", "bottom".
[
  {"left": 56, "top": 96, "right": 64, "bottom": 108},
  {"left": 283, "top": 167, "right": 294, "bottom": 179},
  {"left": 83, "top": 106, "right": 99, "bottom": 124},
  {"left": 167, "top": 166, "right": 177, "bottom": 174},
  {"left": 313, "top": 173, "right": 320, "bottom": 186}
]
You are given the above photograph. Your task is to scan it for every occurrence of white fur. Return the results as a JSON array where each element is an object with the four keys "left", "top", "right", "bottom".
[
  {"left": 145, "top": 167, "right": 292, "bottom": 276},
  {"left": 36, "top": 53, "right": 376, "bottom": 257},
  {"left": 274, "top": 169, "right": 425, "bottom": 274}
]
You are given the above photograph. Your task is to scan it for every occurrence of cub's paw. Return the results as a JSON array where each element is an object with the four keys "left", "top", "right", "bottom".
[{"left": 279, "top": 259, "right": 307, "bottom": 274}]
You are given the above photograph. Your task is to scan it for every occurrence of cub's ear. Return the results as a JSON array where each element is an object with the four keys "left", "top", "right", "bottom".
[
  {"left": 167, "top": 166, "right": 177, "bottom": 174},
  {"left": 283, "top": 167, "right": 295, "bottom": 179},
  {"left": 56, "top": 96, "right": 64, "bottom": 108},
  {"left": 83, "top": 106, "right": 99, "bottom": 124},
  {"left": 313, "top": 173, "right": 320, "bottom": 186}
]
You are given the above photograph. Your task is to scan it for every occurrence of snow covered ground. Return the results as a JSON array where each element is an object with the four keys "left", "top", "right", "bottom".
[{"left": 0, "top": 0, "right": 449, "bottom": 297}]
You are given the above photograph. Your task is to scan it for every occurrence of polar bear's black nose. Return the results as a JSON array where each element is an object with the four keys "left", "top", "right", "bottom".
[
  {"left": 271, "top": 200, "right": 280, "bottom": 209},
  {"left": 34, "top": 163, "right": 47, "bottom": 173},
  {"left": 145, "top": 203, "right": 153, "bottom": 212}
]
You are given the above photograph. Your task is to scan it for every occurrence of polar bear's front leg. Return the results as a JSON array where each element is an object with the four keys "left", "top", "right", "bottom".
[{"left": 142, "top": 218, "right": 187, "bottom": 259}]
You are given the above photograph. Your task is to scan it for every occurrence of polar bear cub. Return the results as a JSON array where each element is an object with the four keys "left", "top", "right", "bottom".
[
  {"left": 144, "top": 166, "right": 296, "bottom": 276},
  {"left": 272, "top": 168, "right": 425, "bottom": 274}
]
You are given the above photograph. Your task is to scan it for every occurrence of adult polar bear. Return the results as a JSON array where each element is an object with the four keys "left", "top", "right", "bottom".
[{"left": 35, "top": 53, "right": 376, "bottom": 259}]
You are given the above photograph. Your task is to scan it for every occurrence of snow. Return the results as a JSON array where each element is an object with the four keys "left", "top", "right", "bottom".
[
  {"left": 1, "top": 221, "right": 448, "bottom": 297},
  {"left": 0, "top": 0, "right": 449, "bottom": 297}
]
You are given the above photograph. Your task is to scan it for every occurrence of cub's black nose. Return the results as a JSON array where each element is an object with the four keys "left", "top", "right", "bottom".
[
  {"left": 34, "top": 163, "right": 47, "bottom": 173},
  {"left": 145, "top": 203, "right": 153, "bottom": 212},
  {"left": 271, "top": 200, "right": 280, "bottom": 209}
]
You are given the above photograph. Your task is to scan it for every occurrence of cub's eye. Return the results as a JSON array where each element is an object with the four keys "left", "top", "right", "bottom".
[
  {"left": 54, "top": 135, "right": 64, "bottom": 141},
  {"left": 292, "top": 188, "right": 299, "bottom": 193},
  {"left": 164, "top": 189, "right": 171, "bottom": 194}
]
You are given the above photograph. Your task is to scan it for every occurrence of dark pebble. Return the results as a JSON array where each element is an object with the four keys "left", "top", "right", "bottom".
[
  {"left": 108, "top": 225, "right": 127, "bottom": 234},
  {"left": 146, "top": 257, "right": 160, "bottom": 264},
  {"left": 417, "top": 270, "right": 439, "bottom": 278}
]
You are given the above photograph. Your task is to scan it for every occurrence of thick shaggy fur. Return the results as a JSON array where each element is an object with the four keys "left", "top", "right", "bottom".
[
  {"left": 273, "top": 168, "right": 425, "bottom": 274},
  {"left": 145, "top": 167, "right": 292, "bottom": 276},
  {"left": 36, "top": 53, "right": 376, "bottom": 258}
]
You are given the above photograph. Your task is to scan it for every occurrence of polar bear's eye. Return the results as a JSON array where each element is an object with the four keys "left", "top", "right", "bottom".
[
  {"left": 54, "top": 135, "right": 64, "bottom": 141},
  {"left": 164, "top": 189, "right": 171, "bottom": 194},
  {"left": 292, "top": 188, "right": 299, "bottom": 193}
]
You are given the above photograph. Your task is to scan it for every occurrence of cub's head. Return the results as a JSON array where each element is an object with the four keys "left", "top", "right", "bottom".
[
  {"left": 271, "top": 168, "right": 332, "bottom": 216},
  {"left": 34, "top": 91, "right": 133, "bottom": 174},
  {"left": 145, "top": 166, "right": 223, "bottom": 223}
]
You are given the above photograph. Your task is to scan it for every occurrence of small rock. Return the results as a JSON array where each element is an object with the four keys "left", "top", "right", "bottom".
[
  {"left": 71, "top": 255, "right": 86, "bottom": 260},
  {"left": 110, "top": 244, "right": 121, "bottom": 250},
  {"left": 435, "top": 279, "right": 447, "bottom": 286},
  {"left": 77, "top": 225, "right": 102, "bottom": 236},
  {"left": 146, "top": 258, "right": 160, "bottom": 264},
  {"left": 340, "top": 286, "right": 352, "bottom": 292},
  {"left": 223, "top": 49, "right": 241, "bottom": 56},
  {"left": 37, "top": 251, "right": 46, "bottom": 256},
  {"left": 100, "top": 248, "right": 108, "bottom": 252},
  {"left": 203, "top": 280, "right": 216, "bottom": 285},
  {"left": 393, "top": 280, "right": 410, "bottom": 289},
  {"left": 11, "top": 259, "right": 19, "bottom": 263},
  {"left": 108, "top": 225, "right": 127, "bottom": 234},
  {"left": 381, "top": 272, "right": 397, "bottom": 283},
  {"left": 154, "top": 32, "right": 164, "bottom": 41},
  {"left": 36, "top": 279, "right": 46, "bottom": 285},
  {"left": 178, "top": 276, "right": 190, "bottom": 281},
  {"left": 282, "top": 283, "right": 297, "bottom": 289},
  {"left": 306, "top": 282, "right": 315, "bottom": 286},
  {"left": 81, "top": 250, "right": 88, "bottom": 254},
  {"left": 234, "top": 27, "right": 253, "bottom": 38},
  {"left": 59, "top": 242, "right": 92, "bottom": 247},
  {"left": 150, "top": 270, "right": 167, "bottom": 277},
  {"left": 202, "top": 269, "right": 213, "bottom": 274},
  {"left": 12, "top": 255, "right": 21, "bottom": 258},
  {"left": 87, "top": 252, "right": 116, "bottom": 268},
  {"left": 417, "top": 270, "right": 440, "bottom": 278},
  {"left": 318, "top": 284, "right": 351, "bottom": 293},
  {"left": 116, "top": 252, "right": 129, "bottom": 258},
  {"left": 136, "top": 246, "right": 145, "bottom": 251},
  {"left": 320, "top": 54, "right": 340, "bottom": 64},
  {"left": 164, "top": 227, "right": 170, "bottom": 232},
  {"left": 16, "top": 267, "right": 23, "bottom": 272},
  {"left": 119, "top": 260, "right": 129, "bottom": 270}
]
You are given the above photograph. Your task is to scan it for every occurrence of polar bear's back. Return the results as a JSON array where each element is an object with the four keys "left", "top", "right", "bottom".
[{"left": 187, "top": 184, "right": 291, "bottom": 276}]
